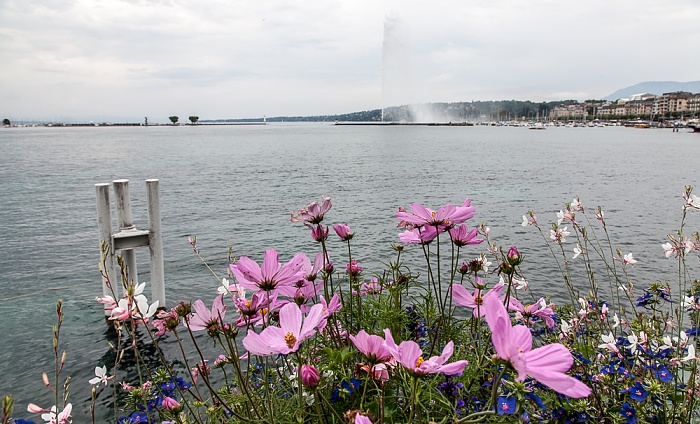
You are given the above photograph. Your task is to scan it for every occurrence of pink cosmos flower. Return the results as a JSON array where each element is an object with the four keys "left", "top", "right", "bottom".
[
  {"left": 233, "top": 290, "right": 280, "bottom": 327},
  {"left": 300, "top": 251, "right": 328, "bottom": 283},
  {"left": 242, "top": 302, "right": 326, "bottom": 356},
  {"left": 451, "top": 279, "right": 504, "bottom": 318},
  {"left": 230, "top": 250, "right": 307, "bottom": 292},
  {"left": 355, "top": 413, "right": 373, "bottom": 424},
  {"left": 448, "top": 224, "right": 484, "bottom": 247},
  {"left": 398, "top": 226, "right": 438, "bottom": 244},
  {"left": 483, "top": 294, "right": 591, "bottom": 398},
  {"left": 349, "top": 330, "right": 392, "bottom": 364},
  {"left": 383, "top": 329, "right": 468, "bottom": 377},
  {"left": 310, "top": 224, "right": 329, "bottom": 242},
  {"left": 333, "top": 223, "right": 354, "bottom": 240},
  {"left": 290, "top": 196, "right": 332, "bottom": 224},
  {"left": 186, "top": 295, "right": 227, "bottom": 334},
  {"left": 317, "top": 294, "right": 342, "bottom": 331},
  {"left": 507, "top": 297, "right": 556, "bottom": 329},
  {"left": 346, "top": 261, "right": 363, "bottom": 277},
  {"left": 396, "top": 198, "right": 476, "bottom": 228},
  {"left": 191, "top": 360, "right": 210, "bottom": 384}
]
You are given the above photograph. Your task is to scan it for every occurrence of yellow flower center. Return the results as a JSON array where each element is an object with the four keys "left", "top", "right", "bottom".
[
  {"left": 431, "top": 211, "right": 436, "bottom": 218},
  {"left": 245, "top": 300, "right": 252, "bottom": 308},
  {"left": 415, "top": 356, "right": 425, "bottom": 368},
  {"left": 261, "top": 308, "right": 268, "bottom": 316},
  {"left": 284, "top": 332, "right": 297, "bottom": 349},
  {"left": 474, "top": 295, "right": 483, "bottom": 306}
]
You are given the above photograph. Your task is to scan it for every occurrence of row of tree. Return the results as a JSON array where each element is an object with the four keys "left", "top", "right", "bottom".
[{"left": 168, "top": 116, "right": 199, "bottom": 124}]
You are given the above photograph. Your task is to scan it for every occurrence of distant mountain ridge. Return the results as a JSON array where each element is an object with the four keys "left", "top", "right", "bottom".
[{"left": 603, "top": 81, "right": 700, "bottom": 100}]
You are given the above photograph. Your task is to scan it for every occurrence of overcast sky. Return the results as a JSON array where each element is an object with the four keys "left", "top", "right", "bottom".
[{"left": 2, "top": 0, "right": 699, "bottom": 122}]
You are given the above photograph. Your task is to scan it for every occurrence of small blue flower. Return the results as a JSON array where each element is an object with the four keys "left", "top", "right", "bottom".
[
  {"left": 636, "top": 292, "right": 653, "bottom": 307},
  {"left": 620, "top": 402, "right": 637, "bottom": 424},
  {"left": 687, "top": 327, "right": 700, "bottom": 338},
  {"left": 12, "top": 420, "right": 36, "bottom": 424},
  {"left": 653, "top": 365, "right": 673, "bottom": 383},
  {"left": 626, "top": 382, "right": 648, "bottom": 402},
  {"left": 496, "top": 396, "right": 517, "bottom": 415},
  {"left": 576, "top": 411, "right": 591, "bottom": 422}
]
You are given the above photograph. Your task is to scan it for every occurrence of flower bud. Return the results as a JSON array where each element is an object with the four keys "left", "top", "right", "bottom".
[
  {"left": 458, "top": 262, "right": 469, "bottom": 275},
  {"left": 506, "top": 246, "right": 522, "bottom": 266},
  {"left": 301, "top": 364, "right": 320, "bottom": 389},
  {"left": 333, "top": 223, "right": 354, "bottom": 241}
]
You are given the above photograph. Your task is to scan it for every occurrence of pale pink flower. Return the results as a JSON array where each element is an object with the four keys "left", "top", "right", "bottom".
[
  {"left": 483, "top": 294, "right": 591, "bottom": 398},
  {"left": 622, "top": 253, "right": 637, "bottom": 265},
  {"left": 290, "top": 196, "right": 332, "bottom": 224},
  {"left": 508, "top": 297, "right": 556, "bottom": 329},
  {"left": 27, "top": 403, "right": 72, "bottom": 424},
  {"left": 398, "top": 226, "right": 438, "bottom": 244},
  {"left": 396, "top": 198, "right": 475, "bottom": 228},
  {"left": 349, "top": 330, "right": 392, "bottom": 364},
  {"left": 572, "top": 244, "right": 584, "bottom": 259},
  {"left": 186, "top": 296, "right": 227, "bottom": 333},
  {"left": 356, "top": 413, "right": 373, "bottom": 424},
  {"left": 684, "top": 192, "right": 700, "bottom": 210},
  {"left": 451, "top": 279, "right": 504, "bottom": 318},
  {"left": 191, "top": 360, "right": 210, "bottom": 384},
  {"left": 549, "top": 226, "right": 571, "bottom": 243},
  {"left": 242, "top": 302, "right": 326, "bottom": 356},
  {"left": 230, "top": 250, "right": 307, "bottom": 292},
  {"left": 317, "top": 294, "right": 342, "bottom": 331},
  {"left": 383, "top": 328, "right": 468, "bottom": 377},
  {"left": 88, "top": 365, "right": 114, "bottom": 386}
]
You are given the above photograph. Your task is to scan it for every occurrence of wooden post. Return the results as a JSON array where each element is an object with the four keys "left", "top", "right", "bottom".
[
  {"left": 95, "top": 183, "right": 117, "bottom": 315},
  {"left": 113, "top": 179, "right": 138, "bottom": 287},
  {"left": 146, "top": 179, "right": 165, "bottom": 307}
]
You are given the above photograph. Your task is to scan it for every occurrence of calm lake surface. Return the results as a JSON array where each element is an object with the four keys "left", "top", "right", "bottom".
[{"left": 1, "top": 123, "right": 699, "bottom": 419}]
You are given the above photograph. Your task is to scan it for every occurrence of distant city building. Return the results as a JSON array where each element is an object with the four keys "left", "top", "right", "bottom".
[{"left": 550, "top": 91, "right": 699, "bottom": 120}]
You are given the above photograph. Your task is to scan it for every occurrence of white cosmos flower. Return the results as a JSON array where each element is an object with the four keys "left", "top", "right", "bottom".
[{"left": 623, "top": 253, "right": 637, "bottom": 265}]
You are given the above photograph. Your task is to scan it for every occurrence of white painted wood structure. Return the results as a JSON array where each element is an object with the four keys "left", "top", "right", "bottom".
[{"left": 95, "top": 179, "right": 165, "bottom": 315}]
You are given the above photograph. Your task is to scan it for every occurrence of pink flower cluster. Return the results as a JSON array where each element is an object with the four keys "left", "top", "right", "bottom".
[{"left": 396, "top": 198, "right": 480, "bottom": 244}]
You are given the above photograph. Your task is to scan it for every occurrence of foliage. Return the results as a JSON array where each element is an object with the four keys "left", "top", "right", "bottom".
[
  {"left": 169, "top": 116, "right": 179, "bottom": 124},
  {"left": 5, "top": 188, "right": 700, "bottom": 423},
  {"left": 188, "top": 116, "right": 199, "bottom": 124}
]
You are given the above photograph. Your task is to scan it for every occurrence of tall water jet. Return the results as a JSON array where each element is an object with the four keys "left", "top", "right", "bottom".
[{"left": 381, "top": 13, "right": 448, "bottom": 123}]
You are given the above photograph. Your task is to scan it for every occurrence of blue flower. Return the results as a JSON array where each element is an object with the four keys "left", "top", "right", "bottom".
[
  {"left": 625, "top": 382, "right": 648, "bottom": 402},
  {"left": 496, "top": 396, "right": 517, "bottom": 415},
  {"left": 576, "top": 411, "right": 591, "bottom": 422},
  {"left": 12, "top": 420, "right": 36, "bottom": 424},
  {"left": 620, "top": 402, "right": 637, "bottom": 424},
  {"left": 117, "top": 411, "right": 150, "bottom": 423},
  {"left": 636, "top": 292, "right": 653, "bottom": 307},
  {"left": 653, "top": 365, "right": 673, "bottom": 383},
  {"left": 437, "top": 378, "right": 463, "bottom": 398},
  {"left": 687, "top": 327, "right": 700, "bottom": 338},
  {"left": 525, "top": 392, "right": 547, "bottom": 410}
]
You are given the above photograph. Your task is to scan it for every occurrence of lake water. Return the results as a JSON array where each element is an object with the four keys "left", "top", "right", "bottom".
[{"left": 1, "top": 123, "right": 699, "bottom": 420}]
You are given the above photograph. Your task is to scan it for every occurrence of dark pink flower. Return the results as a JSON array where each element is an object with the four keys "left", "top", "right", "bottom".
[
  {"left": 448, "top": 224, "right": 484, "bottom": 247},
  {"left": 301, "top": 364, "right": 320, "bottom": 389},
  {"left": 333, "top": 223, "right": 354, "bottom": 240},
  {"left": 506, "top": 246, "right": 522, "bottom": 265},
  {"left": 162, "top": 396, "right": 181, "bottom": 410},
  {"left": 483, "top": 294, "right": 591, "bottom": 398},
  {"left": 230, "top": 250, "right": 306, "bottom": 292},
  {"left": 346, "top": 261, "right": 363, "bottom": 277},
  {"left": 310, "top": 225, "right": 329, "bottom": 242},
  {"left": 290, "top": 196, "right": 332, "bottom": 224}
]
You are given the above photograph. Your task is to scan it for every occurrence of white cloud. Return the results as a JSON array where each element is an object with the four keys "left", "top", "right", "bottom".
[{"left": 1, "top": 0, "right": 699, "bottom": 122}]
